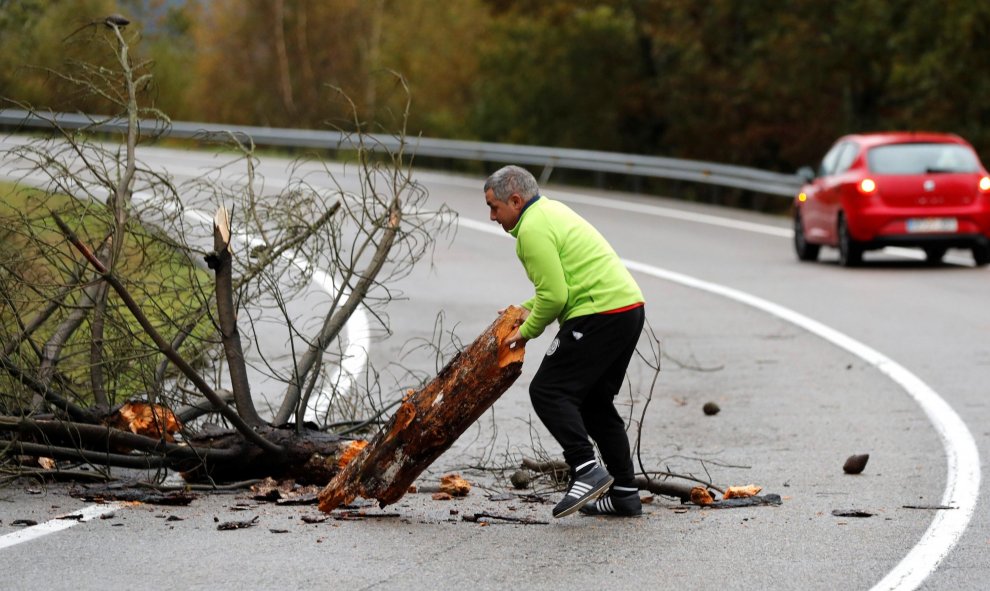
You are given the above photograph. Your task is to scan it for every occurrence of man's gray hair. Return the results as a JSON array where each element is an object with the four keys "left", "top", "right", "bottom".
[{"left": 484, "top": 165, "right": 540, "bottom": 202}]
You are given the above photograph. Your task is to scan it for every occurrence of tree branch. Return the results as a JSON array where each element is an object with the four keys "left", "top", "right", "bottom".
[
  {"left": 50, "top": 212, "right": 284, "bottom": 456},
  {"left": 0, "top": 416, "right": 238, "bottom": 463},
  {"left": 0, "top": 353, "right": 93, "bottom": 422},
  {"left": 274, "top": 196, "right": 402, "bottom": 426},
  {"left": 210, "top": 206, "right": 263, "bottom": 426}
]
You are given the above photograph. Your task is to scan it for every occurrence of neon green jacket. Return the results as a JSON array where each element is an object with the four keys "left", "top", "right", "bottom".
[{"left": 509, "top": 196, "right": 644, "bottom": 340}]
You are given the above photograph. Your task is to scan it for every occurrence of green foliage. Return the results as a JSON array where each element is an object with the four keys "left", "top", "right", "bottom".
[
  {"left": 3, "top": 0, "right": 990, "bottom": 173},
  {"left": 472, "top": 3, "right": 639, "bottom": 151},
  {"left": 0, "top": 182, "right": 216, "bottom": 409}
]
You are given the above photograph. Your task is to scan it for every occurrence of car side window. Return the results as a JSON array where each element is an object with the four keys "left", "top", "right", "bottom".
[
  {"left": 834, "top": 143, "right": 859, "bottom": 173},
  {"left": 818, "top": 143, "right": 844, "bottom": 177}
]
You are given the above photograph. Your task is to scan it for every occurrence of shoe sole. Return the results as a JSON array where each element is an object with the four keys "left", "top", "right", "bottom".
[
  {"left": 580, "top": 494, "right": 643, "bottom": 517},
  {"left": 580, "top": 507, "right": 643, "bottom": 517},
  {"left": 553, "top": 476, "right": 614, "bottom": 518}
]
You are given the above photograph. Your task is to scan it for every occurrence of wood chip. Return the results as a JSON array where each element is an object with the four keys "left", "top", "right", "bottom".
[
  {"left": 217, "top": 516, "right": 259, "bottom": 530},
  {"left": 831, "top": 509, "right": 873, "bottom": 518}
]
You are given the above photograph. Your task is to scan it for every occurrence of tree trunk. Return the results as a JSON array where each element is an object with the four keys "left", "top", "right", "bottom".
[{"left": 318, "top": 306, "right": 527, "bottom": 512}]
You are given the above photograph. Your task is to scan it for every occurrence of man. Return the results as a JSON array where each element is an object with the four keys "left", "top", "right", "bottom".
[{"left": 484, "top": 165, "right": 645, "bottom": 518}]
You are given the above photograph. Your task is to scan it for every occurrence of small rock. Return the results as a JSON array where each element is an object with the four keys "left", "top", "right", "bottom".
[
  {"left": 843, "top": 453, "right": 870, "bottom": 474},
  {"left": 702, "top": 402, "right": 720, "bottom": 416},
  {"left": 510, "top": 469, "right": 533, "bottom": 489}
]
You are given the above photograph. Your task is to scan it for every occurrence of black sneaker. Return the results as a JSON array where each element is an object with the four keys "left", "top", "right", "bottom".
[
  {"left": 552, "top": 465, "right": 614, "bottom": 518},
  {"left": 579, "top": 489, "right": 643, "bottom": 517}
]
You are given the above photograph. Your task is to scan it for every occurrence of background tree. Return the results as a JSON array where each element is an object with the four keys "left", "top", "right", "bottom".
[
  {"left": 3, "top": 1, "right": 990, "bottom": 188},
  {"left": 471, "top": 2, "right": 640, "bottom": 151}
]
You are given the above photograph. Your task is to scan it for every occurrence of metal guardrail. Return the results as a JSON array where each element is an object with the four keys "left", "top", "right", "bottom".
[{"left": 0, "top": 109, "right": 802, "bottom": 196}]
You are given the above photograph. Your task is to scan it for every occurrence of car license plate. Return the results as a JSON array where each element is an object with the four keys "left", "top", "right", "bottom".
[{"left": 906, "top": 217, "right": 957, "bottom": 233}]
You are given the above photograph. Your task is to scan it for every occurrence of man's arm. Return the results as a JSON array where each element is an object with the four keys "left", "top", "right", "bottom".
[{"left": 516, "top": 230, "right": 567, "bottom": 339}]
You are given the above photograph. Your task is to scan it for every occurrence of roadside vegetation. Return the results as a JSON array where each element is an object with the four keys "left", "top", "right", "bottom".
[
  {"left": 4, "top": 0, "right": 988, "bottom": 175},
  {"left": 1, "top": 181, "right": 214, "bottom": 404}
]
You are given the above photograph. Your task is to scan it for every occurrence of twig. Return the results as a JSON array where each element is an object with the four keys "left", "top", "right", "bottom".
[
  {"left": 462, "top": 512, "right": 548, "bottom": 525},
  {"left": 136, "top": 479, "right": 264, "bottom": 492}
]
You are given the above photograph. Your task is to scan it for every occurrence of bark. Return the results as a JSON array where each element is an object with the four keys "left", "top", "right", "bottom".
[
  {"left": 633, "top": 475, "right": 696, "bottom": 503},
  {"left": 272, "top": 0, "right": 296, "bottom": 115},
  {"left": 318, "top": 306, "right": 527, "bottom": 512},
  {"left": 211, "top": 207, "right": 263, "bottom": 426},
  {"left": 3, "top": 416, "right": 349, "bottom": 484},
  {"left": 179, "top": 426, "right": 347, "bottom": 485}
]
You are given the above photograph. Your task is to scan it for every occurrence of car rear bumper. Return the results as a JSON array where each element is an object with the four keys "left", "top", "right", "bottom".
[
  {"left": 843, "top": 199, "right": 990, "bottom": 246},
  {"left": 862, "top": 233, "right": 990, "bottom": 250}
]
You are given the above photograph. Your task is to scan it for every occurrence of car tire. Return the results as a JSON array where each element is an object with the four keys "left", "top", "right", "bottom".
[
  {"left": 793, "top": 211, "right": 820, "bottom": 262},
  {"left": 924, "top": 247, "right": 947, "bottom": 265},
  {"left": 973, "top": 243, "right": 990, "bottom": 267},
  {"left": 837, "top": 214, "right": 862, "bottom": 267}
]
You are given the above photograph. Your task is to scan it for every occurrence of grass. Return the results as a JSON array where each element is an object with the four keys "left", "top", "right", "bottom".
[{"left": 1, "top": 180, "right": 217, "bottom": 409}]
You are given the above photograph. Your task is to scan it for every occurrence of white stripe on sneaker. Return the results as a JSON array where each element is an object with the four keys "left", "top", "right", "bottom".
[
  {"left": 567, "top": 482, "right": 593, "bottom": 497},
  {"left": 575, "top": 460, "right": 597, "bottom": 473}
]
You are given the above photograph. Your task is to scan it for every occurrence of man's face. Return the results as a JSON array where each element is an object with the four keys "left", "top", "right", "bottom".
[{"left": 485, "top": 189, "right": 524, "bottom": 232}]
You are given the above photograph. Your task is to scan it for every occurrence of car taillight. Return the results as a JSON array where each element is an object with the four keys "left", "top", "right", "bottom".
[
  {"left": 857, "top": 178, "right": 877, "bottom": 195},
  {"left": 979, "top": 176, "right": 990, "bottom": 193}
]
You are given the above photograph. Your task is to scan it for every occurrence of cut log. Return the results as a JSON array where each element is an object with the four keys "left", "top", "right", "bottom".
[{"left": 318, "top": 307, "right": 526, "bottom": 512}]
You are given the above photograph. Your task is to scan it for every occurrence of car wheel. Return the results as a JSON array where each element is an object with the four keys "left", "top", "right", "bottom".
[
  {"left": 837, "top": 214, "right": 862, "bottom": 267},
  {"left": 793, "top": 211, "right": 820, "bottom": 262},
  {"left": 923, "top": 246, "right": 947, "bottom": 265},
  {"left": 973, "top": 243, "right": 990, "bottom": 267}
]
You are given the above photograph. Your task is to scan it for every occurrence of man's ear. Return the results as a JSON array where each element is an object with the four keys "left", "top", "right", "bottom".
[{"left": 508, "top": 193, "right": 525, "bottom": 209}]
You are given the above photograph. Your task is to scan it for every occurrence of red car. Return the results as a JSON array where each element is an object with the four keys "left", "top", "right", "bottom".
[{"left": 793, "top": 132, "right": 990, "bottom": 266}]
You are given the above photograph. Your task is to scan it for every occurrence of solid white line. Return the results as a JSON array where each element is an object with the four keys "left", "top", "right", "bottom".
[
  {"left": 430, "top": 174, "right": 791, "bottom": 237},
  {"left": 547, "top": 189, "right": 974, "bottom": 266},
  {"left": 0, "top": 503, "right": 122, "bottom": 550},
  {"left": 440, "top": 172, "right": 972, "bottom": 265},
  {"left": 555, "top": 190, "right": 793, "bottom": 237},
  {"left": 459, "top": 216, "right": 980, "bottom": 591}
]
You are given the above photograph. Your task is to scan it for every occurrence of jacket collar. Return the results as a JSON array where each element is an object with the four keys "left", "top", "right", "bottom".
[{"left": 509, "top": 195, "right": 541, "bottom": 237}]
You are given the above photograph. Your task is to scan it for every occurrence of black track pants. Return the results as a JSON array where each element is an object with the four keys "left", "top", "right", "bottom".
[{"left": 529, "top": 306, "right": 644, "bottom": 487}]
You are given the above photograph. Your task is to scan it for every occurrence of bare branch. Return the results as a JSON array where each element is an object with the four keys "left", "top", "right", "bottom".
[
  {"left": 0, "top": 353, "right": 93, "bottom": 422},
  {"left": 50, "top": 211, "right": 283, "bottom": 456},
  {"left": 209, "top": 206, "right": 263, "bottom": 426},
  {"left": 274, "top": 196, "right": 402, "bottom": 426}
]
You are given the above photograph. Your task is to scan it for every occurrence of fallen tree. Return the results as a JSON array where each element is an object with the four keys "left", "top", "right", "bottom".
[{"left": 0, "top": 14, "right": 450, "bottom": 484}]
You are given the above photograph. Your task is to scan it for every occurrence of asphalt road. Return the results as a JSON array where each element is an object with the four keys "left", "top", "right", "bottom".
[{"left": 1, "top": 143, "right": 987, "bottom": 590}]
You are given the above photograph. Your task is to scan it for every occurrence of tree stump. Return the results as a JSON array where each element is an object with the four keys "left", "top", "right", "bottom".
[{"left": 318, "top": 306, "right": 527, "bottom": 512}]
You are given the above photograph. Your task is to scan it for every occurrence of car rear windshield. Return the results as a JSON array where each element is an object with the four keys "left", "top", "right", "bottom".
[{"left": 867, "top": 143, "right": 980, "bottom": 174}]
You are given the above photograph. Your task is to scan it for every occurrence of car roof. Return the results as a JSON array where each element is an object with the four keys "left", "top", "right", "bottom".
[{"left": 837, "top": 131, "right": 970, "bottom": 148}]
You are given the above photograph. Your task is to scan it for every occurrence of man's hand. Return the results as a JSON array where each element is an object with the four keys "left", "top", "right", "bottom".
[
  {"left": 500, "top": 306, "right": 530, "bottom": 349},
  {"left": 504, "top": 327, "right": 527, "bottom": 349}
]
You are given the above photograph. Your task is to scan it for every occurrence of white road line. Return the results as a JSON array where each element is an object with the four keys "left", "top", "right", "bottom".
[
  {"left": 439, "top": 172, "right": 973, "bottom": 265},
  {"left": 430, "top": 174, "right": 791, "bottom": 238},
  {"left": 547, "top": 189, "right": 975, "bottom": 266},
  {"left": 459, "top": 216, "right": 980, "bottom": 591},
  {"left": 0, "top": 503, "right": 122, "bottom": 550}
]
